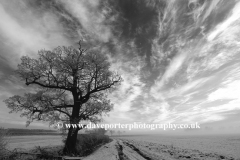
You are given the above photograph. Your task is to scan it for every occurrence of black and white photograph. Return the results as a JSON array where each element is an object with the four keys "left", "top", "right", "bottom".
[{"left": 0, "top": 0, "right": 240, "bottom": 159}]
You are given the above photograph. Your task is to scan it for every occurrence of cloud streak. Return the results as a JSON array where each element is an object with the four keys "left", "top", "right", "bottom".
[
  {"left": 208, "top": 1, "right": 240, "bottom": 41},
  {"left": 59, "top": 0, "right": 115, "bottom": 42},
  {"left": 0, "top": 1, "right": 70, "bottom": 68}
]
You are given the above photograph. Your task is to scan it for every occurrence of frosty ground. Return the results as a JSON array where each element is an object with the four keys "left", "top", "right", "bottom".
[{"left": 7, "top": 134, "right": 240, "bottom": 160}]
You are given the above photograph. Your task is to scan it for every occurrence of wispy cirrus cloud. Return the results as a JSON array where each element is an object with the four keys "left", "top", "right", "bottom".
[
  {"left": 208, "top": 80, "right": 240, "bottom": 101},
  {"left": 105, "top": 45, "right": 145, "bottom": 122},
  {"left": 207, "top": 1, "right": 240, "bottom": 41},
  {"left": 151, "top": 52, "right": 188, "bottom": 93},
  {"left": 58, "top": 0, "right": 116, "bottom": 43},
  {"left": 146, "top": 0, "right": 240, "bottom": 128},
  {"left": 0, "top": 0, "right": 70, "bottom": 68},
  {"left": 1, "top": 0, "right": 240, "bottom": 132}
]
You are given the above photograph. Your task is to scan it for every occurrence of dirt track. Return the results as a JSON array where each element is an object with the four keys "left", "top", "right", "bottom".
[{"left": 83, "top": 139, "right": 236, "bottom": 160}]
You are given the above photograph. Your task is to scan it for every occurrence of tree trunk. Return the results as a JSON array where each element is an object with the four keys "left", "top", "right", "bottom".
[
  {"left": 63, "top": 91, "right": 81, "bottom": 154},
  {"left": 63, "top": 126, "right": 79, "bottom": 154}
]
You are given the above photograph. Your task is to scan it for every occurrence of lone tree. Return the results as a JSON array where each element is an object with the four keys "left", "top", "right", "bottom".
[
  {"left": 4, "top": 42, "right": 122, "bottom": 154},
  {"left": 109, "top": 130, "right": 115, "bottom": 136},
  {"left": 117, "top": 130, "right": 122, "bottom": 136}
]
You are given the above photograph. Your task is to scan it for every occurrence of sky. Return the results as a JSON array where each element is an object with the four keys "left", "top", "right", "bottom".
[{"left": 0, "top": 0, "right": 240, "bottom": 134}]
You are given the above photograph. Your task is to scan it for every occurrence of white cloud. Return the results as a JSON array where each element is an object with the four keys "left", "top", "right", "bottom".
[
  {"left": 222, "top": 65, "right": 240, "bottom": 85},
  {"left": 167, "top": 77, "right": 210, "bottom": 98},
  {"left": 152, "top": 101, "right": 171, "bottom": 123},
  {"left": 163, "top": 53, "right": 187, "bottom": 82},
  {"left": 1, "top": 0, "right": 240, "bottom": 130},
  {"left": 207, "top": 99, "right": 240, "bottom": 112},
  {"left": 59, "top": 0, "right": 113, "bottom": 42},
  {"left": 208, "top": 1, "right": 240, "bottom": 41},
  {"left": 103, "top": 48, "right": 146, "bottom": 123},
  {"left": 0, "top": 1, "right": 70, "bottom": 68},
  {"left": 208, "top": 80, "right": 240, "bottom": 101},
  {"left": 174, "top": 92, "right": 240, "bottom": 124},
  {"left": 109, "top": 59, "right": 144, "bottom": 112},
  {"left": 0, "top": 4, "right": 45, "bottom": 50},
  {"left": 197, "top": 114, "right": 225, "bottom": 123},
  {"left": 201, "top": 0, "right": 221, "bottom": 23},
  {"left": 150, "top": 52, "right": 187, "bottom": 98}
]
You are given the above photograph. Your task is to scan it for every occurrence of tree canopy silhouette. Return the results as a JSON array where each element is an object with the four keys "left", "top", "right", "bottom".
[{"left": 4, "top": 42, "right": 122, "bottom": 154}]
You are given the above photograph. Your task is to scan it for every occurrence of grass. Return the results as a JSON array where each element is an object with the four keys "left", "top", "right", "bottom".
[
  {"left": 2, "top": 133, "right": 111, "bottom": 159},
  {"left": 4, "top": 128, "right": 61, "bottom": 136},
  {"left": 75, "top": 134, "right": 111, "bottom": 156},
  {"left": 0, "top": 146, "right": 63, "bottom": 160},
  {"left": 0, "top": 129, "right": 62, "bottom": 159},
  {"left": 0, "top": 127, "right": 9, "bottom": 159}
]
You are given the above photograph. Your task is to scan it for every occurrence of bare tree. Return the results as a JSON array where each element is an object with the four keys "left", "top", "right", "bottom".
[
  {"left": 109, "top": 130, "right": 115, "bottom": 136},
  {"left": 117, "top": 130, "right": 121, "bottom": 136},
  {"left": 4, "top": 42, "right": 122, "bottom": 154}
]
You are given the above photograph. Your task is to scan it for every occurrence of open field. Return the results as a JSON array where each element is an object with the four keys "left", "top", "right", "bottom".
[
  {"left": 117, "top": 134, "right": 240, "bottom": 159},
  {"left": 5, "top": 134, "right": 240, "bottom": 159},
  {"left": 6, "top": 135, "right": 63, "bottom": 150},
  {"left": 3, "top": 128, "right": 61, "bottom": 136},
  {"left": 82, "top": 137, "right": 240, "bottom": 160}
]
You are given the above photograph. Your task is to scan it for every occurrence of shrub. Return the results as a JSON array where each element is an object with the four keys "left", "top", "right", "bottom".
[
  {"left": 30, "top": 146, "right": 63, "bottom": 159},
  {"left": 75, "top": 134, "right": 111, "bottom": 156},
  {"left": 85, "top": 128, "right": 107, "bottom": 135},
  {"left": 0, "top": 128, "right": 9, "bottom": 159}
]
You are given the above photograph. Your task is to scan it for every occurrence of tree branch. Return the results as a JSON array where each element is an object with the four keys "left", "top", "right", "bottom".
[
  {"left": 26, "top": 79, "right": 72, "bottom": 91},
  {"left": 54, "top": 109, "right": 71, "bottom": 117},
  {"left": 53, "top": 105, "right": 74, "bottom": 109}
]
